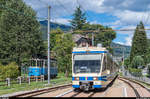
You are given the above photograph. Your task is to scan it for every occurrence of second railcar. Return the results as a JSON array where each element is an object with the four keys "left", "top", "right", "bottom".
[{"left": 28, "top": 59, "right": 58, "bottom": 78}]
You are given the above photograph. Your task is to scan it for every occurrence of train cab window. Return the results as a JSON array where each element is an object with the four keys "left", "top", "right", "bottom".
[
  {"left": 73, "top": 54, "right": 102, "bottom": 73},
  {"left": 74, "top": 60, "right": 101, "bottom": 73}
]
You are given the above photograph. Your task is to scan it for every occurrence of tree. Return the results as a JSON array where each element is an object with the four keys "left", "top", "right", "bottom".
[
  {"left": 146, "top": 49, "right": 150, "bottom": 65},
  {"left": 124, "top": 57, "right": 130, "bottom": 69},
  {"left": 50, "top": 28, "right": 64, "bottom": 50},
  {"left": 146, "top": 40, "right": 150, "bottom": 64},
  {"left": 0, "top": 0, "right": 7, "bottom": 16},
  {"left": 130, "top": 21, "right": 148, "bottom": 65},
  {"left": 95, "top": 27, "right": 116, "bottom": 53},
  {"left": 147, "top": 64, "right": 150, "bottom": 77},
  {"left": 0, "top": 0, "right": 46, "bottom": 74},
  {"left": 131, "top": 56, "right": 144, "bottom": 69},
  {"left": 70, "top": 6, "right": 86, "bottom": 30},
  {"left": 81, "top": 23, "right": 116, "bottom": 53},
  {"left": 53, "top": 32, "right": 75, "bottom": 77},
  {"left": 0, "top": 62, "right": 19, "bottom": 80}
]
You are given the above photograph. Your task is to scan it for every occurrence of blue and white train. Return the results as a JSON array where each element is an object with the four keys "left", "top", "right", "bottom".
[{"left": 72, "top": 46, "right": 118, "bottom": 91}]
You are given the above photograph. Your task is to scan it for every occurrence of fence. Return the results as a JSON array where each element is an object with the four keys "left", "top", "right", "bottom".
[
  {"left": 123, "top": 70, "right": 150, "bottom": 84},
  {"left": 0, "top": 75, "right": 45, "bottom": 87}
]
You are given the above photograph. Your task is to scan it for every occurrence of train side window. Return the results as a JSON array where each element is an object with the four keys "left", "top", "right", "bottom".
[
  {"left": 102, "top": 56, "right": 106, "bottom": 72},
  {"left": 111, "top": 59, "right": 114, "bottom": 73},
  {"left": 105, "top": 55, "right": 107, "bottom": 70},
  {"left": 106, "top": 55, "right": 110, "bottom": 70}
]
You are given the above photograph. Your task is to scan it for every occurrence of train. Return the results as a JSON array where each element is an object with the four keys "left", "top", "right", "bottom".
[
  {"left": 28, "top": 59, "right": 58, "bottom": 78},
  {"left": 72, "top": 46, "right": 119, "bottom": 91}
]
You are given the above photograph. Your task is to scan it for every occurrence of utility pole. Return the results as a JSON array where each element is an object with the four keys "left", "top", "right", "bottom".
[
  {"left": 122, "top": 47, "right": 125, "bottom": 66},
  {"left": 122, "top": 47, "right": 125, "bottom": 75},
  {"left": 47, "top": 6, "right": 51, "bottom": 84}
]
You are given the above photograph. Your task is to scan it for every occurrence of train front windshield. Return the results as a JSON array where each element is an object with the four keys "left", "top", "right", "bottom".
[{"left": 73, "top": 54, "right": 102, "bottom": 73}]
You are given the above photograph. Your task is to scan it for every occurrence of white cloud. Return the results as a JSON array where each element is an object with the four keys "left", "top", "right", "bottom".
[
  {"left": 23, "top": 0, "right": 150, "bottom": 38},
  {"left": 125, "top": 35, "right": 133, "bottom": 46},
  {"left": 115, "top": 25, "right": 150, "bottom": 46},
  {"left": 23, "top": 0, "right": 150, "bottom": 26},
  {"left": 115, "top": 41, "right": 125, "bottom": 45},
  {"left": 51, "top": 18, "right": 70, "bottom": 25},
  {"left": 114, "top": 10, "right": 150, "bottom": 26},
  {"left": 114, "top": 35, "right": 133, "bottom": 46},
  {"left": 90, "top": 20, "right": 100, "bottom": 24}
]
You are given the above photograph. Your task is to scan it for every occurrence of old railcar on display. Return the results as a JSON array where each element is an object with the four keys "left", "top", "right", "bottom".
[
  {"left": 72, "top": 47, "right": 118, "bottom": 91},
  {"left": 28, "top": 59, "right": 58, "bottom": 78}
]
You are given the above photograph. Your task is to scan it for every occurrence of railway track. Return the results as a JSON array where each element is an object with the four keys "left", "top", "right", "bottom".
[
  {"left": 10, "top": 84, "right": 72, "bottom": 97},
  {"left": 61, "top": 76, "right": 150, "bottom": 97},
  {"left": 118, "top": 77, "right": 150, "bottom": 97},
  {"left": 60, "top": 76, "right": 118, "bottom": 97},
  {"left": 9, "top": 76, "right": 150, "bottom": 97}
]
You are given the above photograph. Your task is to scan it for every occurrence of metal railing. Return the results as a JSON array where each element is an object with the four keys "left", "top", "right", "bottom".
[
  {"left": 0, "top": 75, "right": 45, "bottom": 87},
  {"left": 123, "top": 70, "right": 150, "bottom": 84}
]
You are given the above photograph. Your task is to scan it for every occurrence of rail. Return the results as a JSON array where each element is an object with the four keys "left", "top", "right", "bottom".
[
  {"left": 10, "top": 83, "right": 72, "bottom": 97},
  {"left": 120, "top": 77, "right": 150, "bottom": 92},
  {"left": 118, "top": 77, "right": 140, "bottom": 97},
  {"left": 118, "top": 77, "right": 150, "bottom": 97}
]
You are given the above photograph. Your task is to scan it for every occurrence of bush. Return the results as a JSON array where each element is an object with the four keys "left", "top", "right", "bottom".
[
  {"left": 131, "top": 56, "right": 144, "bottom": 68},
  {"left": 124, "top": 57, "right": 130, "bottom": 69},
  {"left": 146, "top": 74, "right": 150, "bottom": 78},
  {"left": 147, "top": 65, "right": 150, "bottom": 77},
  {"left": 0, "top": 62, "right": 19, "bottom": 80},
  {"left": 128, "top": 67, "right": 142, "bottom": 77}
]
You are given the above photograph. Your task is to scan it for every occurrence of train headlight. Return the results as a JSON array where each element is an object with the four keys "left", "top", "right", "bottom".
[
  {"left": 93, "top": 77, "right": 98, "bottom": 80},
  {"left": 74, "top": 77, "right": 79, "bottom": 80},
  {"left": 76, "top": 77, "right": 79, "bottom": 80}
]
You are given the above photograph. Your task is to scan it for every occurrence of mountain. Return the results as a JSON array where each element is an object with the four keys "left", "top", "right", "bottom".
[
  {"left": 111, "top": 42, "right": 131, "bottom": 58},
  {"left": 39, "top": 20, "right": 72, "bottom": 40}
]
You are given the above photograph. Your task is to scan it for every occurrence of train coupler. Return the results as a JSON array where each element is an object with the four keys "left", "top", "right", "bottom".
[{"left": 80, "top": 82, "right": 93, "bottom": 91}]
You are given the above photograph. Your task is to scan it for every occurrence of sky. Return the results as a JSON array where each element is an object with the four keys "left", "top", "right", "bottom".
[{"left": 23, "top": 0, "right": 150, "bottom": 46}]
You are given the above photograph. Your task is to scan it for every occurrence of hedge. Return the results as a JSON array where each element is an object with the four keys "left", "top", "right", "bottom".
[
  {"left": 128, "top": 67, "right": 142, "bottom": 77},
  {"left": 0, "top": 62, "right": 19, "bottom": 80}
]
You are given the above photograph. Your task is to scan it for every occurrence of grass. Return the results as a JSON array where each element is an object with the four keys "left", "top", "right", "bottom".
[{"left": 0, "top": 73, "right": 72, "bottom": 95}]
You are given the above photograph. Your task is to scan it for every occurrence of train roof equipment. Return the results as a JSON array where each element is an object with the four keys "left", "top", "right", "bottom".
[{"left": 72, "top": 46, "right": 108, "bottom": 54}]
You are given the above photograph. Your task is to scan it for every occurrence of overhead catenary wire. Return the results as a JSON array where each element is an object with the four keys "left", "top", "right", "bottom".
[
  {"left": 51, "top": 0, "right": 71, "bottom": 25},
  {"left": 37, "top": 0, "right": 72, "bottom": 27},
  {"left": 145, "top": 11, "right": 150, "bottom": 25},
  {"left": 1, "top": 2, "right": 150, "bottom": 32},
  {"left": 57, "top": 0, "right": 72, "bottom": 15},
  {"left": 0, "top": 1, "right": 67, "bottom": 26},
  {"left": 21, "top": 0, "right": 150, "bottom": 28},
  {"left": 38, "top": 0, "right": 49, "bottom": 6},
  {"left": 74, "top": 0, "right": 149, "bottom": 29},
  {"left": 76, "top": 0, "right": 94, "bottom": 22},
  {"left": 63, "top": 28, "right": 150, "bottom": 34},
  {"left": 1, "top": 3, "right": 150, "bottom": 32},
  {"left": 141, "top": 1, "right": 148, "bottom": 24}
]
